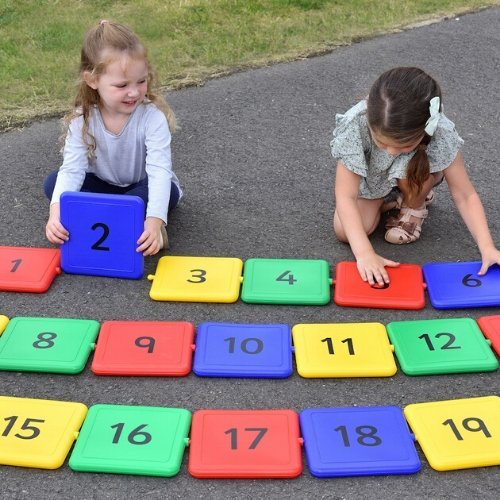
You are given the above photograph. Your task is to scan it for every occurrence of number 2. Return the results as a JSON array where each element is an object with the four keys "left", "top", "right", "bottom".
[{"left": 91, "top": 222, "right": 110, "bottom": 251}]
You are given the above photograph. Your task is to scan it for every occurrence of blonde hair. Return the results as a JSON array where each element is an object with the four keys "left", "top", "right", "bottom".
[{"left": 63, "top": 20, "right": 176, "bottom": 159}]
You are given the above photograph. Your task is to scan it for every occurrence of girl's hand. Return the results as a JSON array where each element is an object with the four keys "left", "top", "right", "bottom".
[
  {"left": 46, "top": 203, "right": 69, "bottom": 244},
  {"left": 137, "top": 216, "right": 165, "bottom": 256},
  {"left": 478, "top": 246, "right": 500, "bottom": 275},
  {"left": 356, "top": 251, "right": 400, "bottom": 287}
]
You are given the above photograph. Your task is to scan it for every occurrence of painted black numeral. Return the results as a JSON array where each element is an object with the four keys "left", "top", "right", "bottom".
[
  {"left": 91, "top": 222, "right": 110, "bottom": 251},
  {"left": 276, "top": 270, "right": 297, "bottom": 285},
  {"left": 334, "top": 425, "right": 382, "bottom": 447},
  {"left": 187, "top": 269, "right": 207, "bottom": 283},
  {"left": 462, "top": 274, "right": 481, "bottom": 287},
  {"left": 418, "top": 332, "right": 460, "bottom": 351},
  {"left": 32, "top": 332, "right": 57, "bottom": 349},
  {"left": 224, "top": 337, "right": 264, "bottom": 354},
  {"left": 442, "top": 417, "right": 491, "bottom": 440},
  {"left": 110, "top": 423, "right": 152, "bottom": 445},
  {"left": 321, "top": 337, "right": 355, "bottom": 355},
  {"left": 2, "top": 416, "right": 45, "bottom": 440},
  {"left": 135, "top": 336, "right": 155, "bottom": 353},
  {"left": 10, "top": 259, "right": 22, "bottom": 272},
  {"left": 224, "top": 427, "right": 268, "bottom": 450}
]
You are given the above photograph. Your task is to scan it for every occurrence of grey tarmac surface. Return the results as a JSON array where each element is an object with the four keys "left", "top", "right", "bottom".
[{"left": 0, "top": 6, "right": 499, "bottom": 500}]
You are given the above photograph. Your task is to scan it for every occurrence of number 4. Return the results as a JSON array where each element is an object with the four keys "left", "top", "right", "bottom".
[{"left": 276, "top": 271, "right": 296, "bottom": 285}]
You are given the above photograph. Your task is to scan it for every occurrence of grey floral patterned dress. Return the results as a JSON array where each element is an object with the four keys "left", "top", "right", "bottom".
[{"left": 330, "top": 100, "right": 464, "bottom": 199}]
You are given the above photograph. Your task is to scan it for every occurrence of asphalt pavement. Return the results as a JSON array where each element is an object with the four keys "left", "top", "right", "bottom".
[{"left": 0, "top": 7, "right": 499, "bottom": 500}]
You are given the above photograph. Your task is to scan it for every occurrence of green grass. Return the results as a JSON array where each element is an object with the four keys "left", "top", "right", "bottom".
[{"left": 1, "top": 0, "right": 499, "bottom": 129}]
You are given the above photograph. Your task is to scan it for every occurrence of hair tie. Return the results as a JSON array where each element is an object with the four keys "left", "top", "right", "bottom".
[
  {"left": 100, "top": 19, "right": 109, "bottom": 26},
  {"left": 424, "top": 96, "right": 441, "bottom": 136}
]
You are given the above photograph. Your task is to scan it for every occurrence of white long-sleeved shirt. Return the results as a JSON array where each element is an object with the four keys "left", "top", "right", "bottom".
[{"left": 51, "top": 103, "right": 181, "bottom": 223}]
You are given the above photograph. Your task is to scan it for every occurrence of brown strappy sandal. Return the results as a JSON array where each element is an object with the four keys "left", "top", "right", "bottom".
[{"left": 384, "top": 205, "right": 428, "bottom": 244}]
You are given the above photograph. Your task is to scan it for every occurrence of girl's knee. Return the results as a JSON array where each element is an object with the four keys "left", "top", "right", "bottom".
[
  {"left": 43, "top": 171, "right": 59, "bottom": 199},
  {"left": 333, "top": 211, "right": 348, "bottom": 242},
  {"left": 366, "top": 212, "right": 381, "bottom": 235}
]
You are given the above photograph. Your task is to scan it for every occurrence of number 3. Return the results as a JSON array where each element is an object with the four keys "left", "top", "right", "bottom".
[{"left": 187, "top": 269, "right": 207, "bottom": 283}]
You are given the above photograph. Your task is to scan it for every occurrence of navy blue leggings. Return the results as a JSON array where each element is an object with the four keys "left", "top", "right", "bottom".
[{"left": 43, "top": 171, "right": 180, "bottom": 215}]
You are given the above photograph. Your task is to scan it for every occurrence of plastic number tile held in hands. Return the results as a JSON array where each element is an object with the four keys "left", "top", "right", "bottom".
[{"left": 60, "top": 192, "right": 144, "bottom": 279}]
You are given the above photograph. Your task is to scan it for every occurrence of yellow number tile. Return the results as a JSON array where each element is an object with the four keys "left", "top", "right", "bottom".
[
  {"left": 0, "top": 396, "right": 87, "bottom": 469},
  {"left": 404, "top": 396, "right": 500, "bottom": 470},
  {"left": 148, "top": 256, "right": 243, "bottom": 303},
  {"left": 0, "top": 315, "right": 8, "bottom": 334},
  {"left": 292, "top": 323, "right": 397, "bottom": 378}
]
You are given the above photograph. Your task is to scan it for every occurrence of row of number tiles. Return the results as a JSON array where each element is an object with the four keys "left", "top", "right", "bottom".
[
  {"left": 0, "top": 316, "right": 498, "bottom": 377},
  {"left": 3, "top": 246, "right": 500, "bottom": 309},
  {"left": 53, "top": 191, "right": 500, "bottom": 309},
  {"left": 1, "top": 395, "right": 498, "bottom": 476}
]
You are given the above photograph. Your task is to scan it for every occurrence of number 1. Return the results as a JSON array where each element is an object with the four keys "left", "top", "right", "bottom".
[
  {"left": 321, "top": 337, "right": 355, "bottom": 355},
  {"left": 10, "top": 259, "right": 22, "bottom": 272}
]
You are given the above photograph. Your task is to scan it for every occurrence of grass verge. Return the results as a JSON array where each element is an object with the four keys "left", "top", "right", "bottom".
[{"left": 1, "top": 0, "right": 499, "bottom": 130}]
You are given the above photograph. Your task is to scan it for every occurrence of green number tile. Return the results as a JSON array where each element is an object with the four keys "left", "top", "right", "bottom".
[
  {"left": 241, "top": 258, "right": 332, "bottom": 305},
  {"left": 0, "top": 317, "right": 99, "bottom": 374},
  {"left": 69, "top": 404, "right": 191, "bottom": 476},
  {"left": 387, "top": 318, "right": 498, "bottom": 375}
]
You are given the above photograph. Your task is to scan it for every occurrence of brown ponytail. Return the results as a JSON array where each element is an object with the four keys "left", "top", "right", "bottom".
[{"left": 406, "top": 137, "right": 431, "bottom": 200}]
